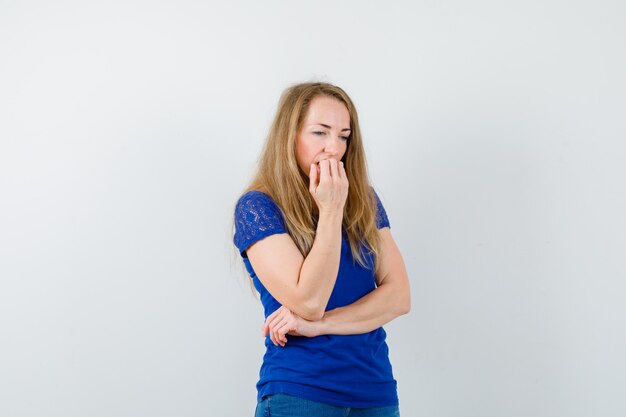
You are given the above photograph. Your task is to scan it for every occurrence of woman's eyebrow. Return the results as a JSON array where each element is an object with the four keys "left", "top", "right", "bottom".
[{"left": 312, "top": 123, "right": 351, "bottom": 132}]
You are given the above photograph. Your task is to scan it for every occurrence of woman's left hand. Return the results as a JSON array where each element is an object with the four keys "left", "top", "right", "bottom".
[{"left": 262, "top": 306, "right": 320, "bottom": 347}]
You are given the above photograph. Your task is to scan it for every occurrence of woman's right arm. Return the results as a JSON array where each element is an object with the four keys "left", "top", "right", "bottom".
[{"left": 246, "top": 159, "right": 348, "bottom": 321}]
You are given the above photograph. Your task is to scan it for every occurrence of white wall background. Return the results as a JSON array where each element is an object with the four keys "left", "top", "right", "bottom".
[{"left": 1, "top": 1, "right": 625, "bottom": 416}]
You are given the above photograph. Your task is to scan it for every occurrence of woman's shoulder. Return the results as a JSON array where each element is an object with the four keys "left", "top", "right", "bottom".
[
  {"left": 233, "top": 189, "right": 287, "bottom": 255},
  {"left": 236, "top": 189, "right": 277, "bottom": 207},
  {"left": 234, "top": 189, "right": 284, "bottom": 221}
]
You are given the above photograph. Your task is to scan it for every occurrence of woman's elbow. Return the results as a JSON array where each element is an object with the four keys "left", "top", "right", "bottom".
[
  {"left": 295, "top": 299, "right": 325, "bottom": 321},
  {"left": 398, "top": 292, "right": 411, "bottom": 315},
  {"left": 401, "top": 299, "right": 411, "bottom": 315},
  {"left": 298, "top": 308, "right": 324, "bottom": 322}
]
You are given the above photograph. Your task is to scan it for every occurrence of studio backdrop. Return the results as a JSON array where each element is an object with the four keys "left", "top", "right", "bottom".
[{"left": 1, "top": 1, "right": 624, "bottom": 416}]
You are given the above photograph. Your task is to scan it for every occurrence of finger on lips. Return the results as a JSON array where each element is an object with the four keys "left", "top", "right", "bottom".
[
  {"left": 309, "top": 164, "right": 317, "bottom": 181},
  {"left": 319, "top": 159, "right": 331, "bottom": 179},
  {"left": 329, "top": 159, "right": 339, "bottom": 178}
]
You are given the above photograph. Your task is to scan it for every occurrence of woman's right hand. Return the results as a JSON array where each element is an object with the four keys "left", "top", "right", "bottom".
[
  {"left": 262, "top": 306, "right": 320, "bottom": 347},
  {"left": 309, "top": 157, "right": 349, "bottom": 214}
]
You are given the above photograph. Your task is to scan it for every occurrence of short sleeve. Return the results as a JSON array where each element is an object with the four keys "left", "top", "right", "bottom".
[
  {"left": 372, "top": 188, "right": 390, "bottom": 229},
  {"left": 233, "top": 191, "right": 287, "bottom": 258}
]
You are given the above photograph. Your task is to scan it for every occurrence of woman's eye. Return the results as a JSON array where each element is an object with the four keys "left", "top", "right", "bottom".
[{"left": 312, "top": 131, "right": 349, "bottom": 141}]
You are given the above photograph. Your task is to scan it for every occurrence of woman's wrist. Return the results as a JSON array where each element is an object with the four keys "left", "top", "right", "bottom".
[
  {"left": 313, "top": 310, "right": 335, "bottom": 336},
  {"left": 296, "top": 314, "right": 325, "bottom": 338},
  {"left": 318, "top": 209, "right": 343, "bottom": 227}
]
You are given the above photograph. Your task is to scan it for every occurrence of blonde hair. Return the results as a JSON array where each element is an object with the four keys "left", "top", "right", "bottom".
[{"left": 236, "top": 81, "right": 383, "bottom": 275}]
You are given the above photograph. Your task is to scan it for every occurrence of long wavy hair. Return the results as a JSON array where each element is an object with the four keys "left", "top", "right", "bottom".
[{"left": 236, "top": 81, "right": 383, "bottom": 274}]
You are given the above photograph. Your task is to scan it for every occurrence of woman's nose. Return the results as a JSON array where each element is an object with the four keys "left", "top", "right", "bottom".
[{"left": 324, "top": 135, "right": 341, "bottom": 155}]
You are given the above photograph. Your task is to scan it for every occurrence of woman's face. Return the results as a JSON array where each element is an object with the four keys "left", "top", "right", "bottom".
[{"left": 295, "top": 95, "right": 350, "bottom": 177}]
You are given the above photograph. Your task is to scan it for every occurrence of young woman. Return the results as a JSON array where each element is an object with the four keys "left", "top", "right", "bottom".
[{"left": 233, "top": 82, "right": 410, "bottom": 417}]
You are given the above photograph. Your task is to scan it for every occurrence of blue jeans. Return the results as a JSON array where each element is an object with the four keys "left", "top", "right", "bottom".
[{"left": 254, "top": 393, "right": 400, "bottom": 417}]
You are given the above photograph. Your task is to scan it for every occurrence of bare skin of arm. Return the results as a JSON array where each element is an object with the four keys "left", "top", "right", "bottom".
[
  {"left": 246, "top": 157, "right": 348, "bottom": 321},
  {"left": 262, "top": 227, "right": 410, "bottom": 346}
]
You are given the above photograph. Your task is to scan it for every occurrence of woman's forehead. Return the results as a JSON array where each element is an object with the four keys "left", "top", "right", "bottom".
[{"left": 303, "top": 96, "right": 350, "bottom": 127}]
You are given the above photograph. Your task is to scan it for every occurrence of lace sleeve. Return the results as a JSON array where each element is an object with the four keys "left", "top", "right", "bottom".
[
  {"left": 233, "top": 191, "right": 287, "bottom": 257},
  {"left": 372, "top": 188, "right": 391, "bottom": 229}
]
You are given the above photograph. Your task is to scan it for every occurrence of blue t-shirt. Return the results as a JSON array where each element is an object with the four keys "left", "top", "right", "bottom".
[{"left": 233, "top": 189, "right": 398, "bottom": 408}]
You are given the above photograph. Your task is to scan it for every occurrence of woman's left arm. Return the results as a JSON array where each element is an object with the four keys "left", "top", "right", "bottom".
[{"left": 263, "top": 228, "right": 410, "bottom": 345}]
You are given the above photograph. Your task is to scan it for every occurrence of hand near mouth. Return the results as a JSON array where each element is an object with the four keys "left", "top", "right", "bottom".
[{"left": 308, "top": 157, "right": 349, "bottom": 215}]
